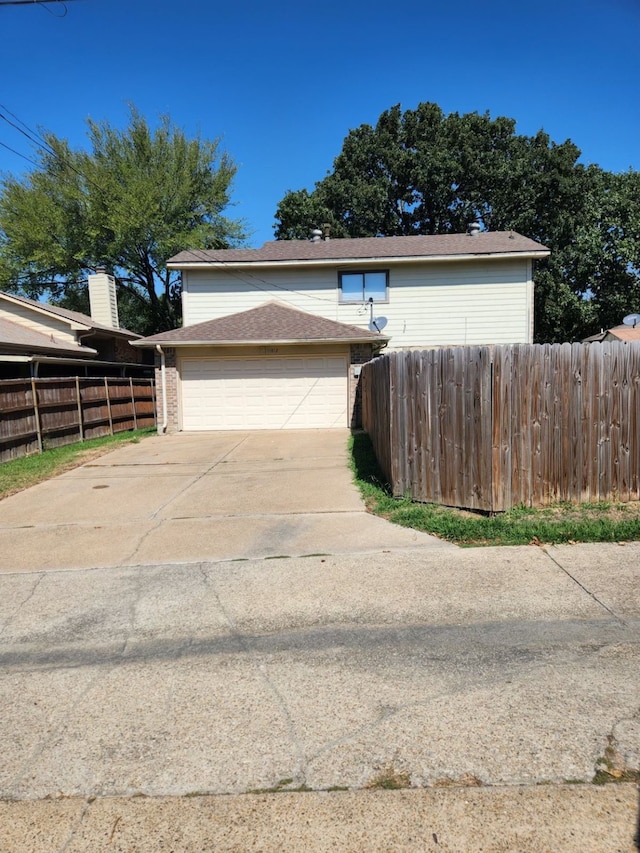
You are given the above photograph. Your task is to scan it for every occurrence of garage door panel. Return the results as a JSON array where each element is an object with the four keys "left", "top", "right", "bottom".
[{"left": 180, "top": 356, "right": 348, "bottom": 430}]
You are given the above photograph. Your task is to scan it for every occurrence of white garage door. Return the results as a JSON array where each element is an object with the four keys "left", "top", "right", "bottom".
[{"left": 180, "top": 356, "right": 348, "bottom": 430}]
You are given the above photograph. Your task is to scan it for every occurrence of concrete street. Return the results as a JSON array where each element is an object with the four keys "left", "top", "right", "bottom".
[{"left": 0, "top": 430, "right": 638, "bottom": 851}]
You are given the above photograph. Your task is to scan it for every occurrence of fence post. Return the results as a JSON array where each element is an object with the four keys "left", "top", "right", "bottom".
[
  {"left": 130, "top": 378, "right": 137, "bottom": 429},
  {"left": 30, "top": 377, "right": 43, "bottom": 454},
  {"left": 75, "top": 376, "right": 84, "bottom": 442},
  {"left": 104, "top": 377, "right": 114, "bottom": 435}
]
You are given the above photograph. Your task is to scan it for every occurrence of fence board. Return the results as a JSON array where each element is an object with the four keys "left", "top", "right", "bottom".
[
  {"left": 0, "top": 377, "right": 156, "bottom": 462},
  {"left": 361, "top": 341, "right": 640, "bottom": 512}
]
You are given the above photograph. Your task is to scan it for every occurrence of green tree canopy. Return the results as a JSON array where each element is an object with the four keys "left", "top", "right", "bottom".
[
  {"left": 0, "top": 106, "right": 245, "bottom": 334},
  {"left": 275, "top": 102, "right": 639, "bottom": 342}
]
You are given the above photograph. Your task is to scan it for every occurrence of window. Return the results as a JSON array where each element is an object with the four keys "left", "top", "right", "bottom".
[{"left": 339, "top": 270, "right": 388, "bottom": 303}]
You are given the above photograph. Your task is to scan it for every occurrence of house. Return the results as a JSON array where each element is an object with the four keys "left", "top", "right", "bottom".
[
  {"left": 582, "top": 323, "right": 640, "bottom": 343},
  {"left": 134, "top": 230, "right": 550, "bottom": 432},
  {"left": 0, "top": 271, "right": 150, "bottom": 379}
]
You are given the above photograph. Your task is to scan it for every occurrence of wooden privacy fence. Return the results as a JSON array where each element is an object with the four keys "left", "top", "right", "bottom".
[
  {"left": 0, "top": 377, "right": 156, "bottom": 463},
  {"left": 361, "top": 342, "right": 640, "bottom": 512}
]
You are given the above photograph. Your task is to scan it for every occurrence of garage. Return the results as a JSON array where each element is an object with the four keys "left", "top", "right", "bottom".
[
  {"left": 180, "top": 355, "right": 348, "bottom": 430},
  {"left": 136, "top": 302, "right": 387, "bottom": 434}
]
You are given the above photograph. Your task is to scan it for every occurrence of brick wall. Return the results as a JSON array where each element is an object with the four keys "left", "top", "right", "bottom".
[
  {"left": 154, "top": 348, "right": 179, "bottom": 433},
  {"left": 114, "top": 337, "right": 143, "bottom": 363}
]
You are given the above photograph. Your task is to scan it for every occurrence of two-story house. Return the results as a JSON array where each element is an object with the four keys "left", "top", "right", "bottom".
[{"left": 135, "top": 230, "right": 549, "bottom": 432}]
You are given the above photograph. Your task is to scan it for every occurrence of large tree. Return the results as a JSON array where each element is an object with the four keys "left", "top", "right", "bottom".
[
  {"left": 0, "top": 106, "right": 245, "bottom": 334},
  {"left": 275, "top": 103, "right": 639, "bottom": 342}
]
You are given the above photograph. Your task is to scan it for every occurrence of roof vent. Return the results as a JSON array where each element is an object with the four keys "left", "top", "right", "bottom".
[
  {"left": 321, "top": 223, "right": 331, "bottom": 241},
  {"left": 467, "top": 221, "right": 481, "bottom": 236},
  {"left": 310, "top": 228, "right": 323, "bottom": 242}
]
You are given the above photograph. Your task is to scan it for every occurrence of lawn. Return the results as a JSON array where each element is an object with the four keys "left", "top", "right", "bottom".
[
  {"left": 0, "top": 428, "right": 156, "bottom": 500},
  {"left": 350, "top": 432, "right": 640, "bottom": 547}
]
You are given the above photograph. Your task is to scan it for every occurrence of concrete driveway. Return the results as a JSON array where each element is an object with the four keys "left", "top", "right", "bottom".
[{"left": 0, "top": 429, "right": 448, "bottom": 572}]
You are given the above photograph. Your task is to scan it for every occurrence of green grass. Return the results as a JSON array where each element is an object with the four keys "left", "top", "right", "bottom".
[
  {"left": 350, "top": 432, "right": 640, "bottom": 547},
  {"left": 365, "top": 768, "right": 412, "bottom": 790},
  {"left": 0, "top": 427, "right": 156, "bottom": 500}
]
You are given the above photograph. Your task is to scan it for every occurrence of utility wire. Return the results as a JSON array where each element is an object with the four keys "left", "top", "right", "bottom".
[
  {"left": 40, "top": 1, "right": 68, "bottom": 16},
  {"left": 0, "top": 103, "right": 51, "bottom": 150},
  {"left": 0, "top": 105, "right": 104, "bottom": 191},
  {"left": 0, "top": 139, "right": 42, "bottom": 168},
  {"left": 0, "top": 105, "right": 332, "bottom": 309},
  {"left": 0, "top": 0, "right": 79, "bottom": 6},
  {"left": 184, "top": 247, "right": 338, "bottom": 306}
]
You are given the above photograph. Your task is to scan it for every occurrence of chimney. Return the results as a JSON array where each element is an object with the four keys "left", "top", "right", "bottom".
[{"left": 88, "top": 270, "right": 119, "bottom": 328}]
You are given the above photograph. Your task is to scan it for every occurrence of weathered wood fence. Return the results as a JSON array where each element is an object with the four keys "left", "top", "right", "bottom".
[
  {"left": 0, "top": 377, "right": 156, "bottom": 463},
  {"left": 361, "top": 342, "right": 640, "bottom": 512}
]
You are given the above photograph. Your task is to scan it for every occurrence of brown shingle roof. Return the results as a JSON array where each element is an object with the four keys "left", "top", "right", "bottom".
[
  {"left": 135, "top": 302, "right": 387, "bottom": 346},
  {"left": 168, "top": 232, "right": 549, "bottom": 267},
  {"left": 0, "top": 292, "right": 140, "bottom": 338},
  {"left": 0, "top": 316, "right": 97, "bottom": 356}
]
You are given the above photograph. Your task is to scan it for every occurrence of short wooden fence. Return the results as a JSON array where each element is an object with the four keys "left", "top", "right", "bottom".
[
  {"left": 0, "top": 377, "right": 156, "bottom": 462},
  {"left": 361, "top": 342, "right": 640, "bottom": 512}
]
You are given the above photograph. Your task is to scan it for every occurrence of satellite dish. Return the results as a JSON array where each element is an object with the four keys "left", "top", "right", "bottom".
[
  {"left": 622, "top": 313, "right": 640, "bottom": 328},
  {"left": 368, "top": 316, "right": 388, "bottom": 333}
]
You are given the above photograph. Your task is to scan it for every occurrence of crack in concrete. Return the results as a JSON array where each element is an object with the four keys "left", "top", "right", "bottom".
[
  {"left": 5, "top": 572, "right": 145, "bottom": 794},
  {"left": 121, "top": 565, "right": 144, "bottom": 655},
  {"left": 119, "top": 519, "right": 165, "bottom": 567},
  {"left": 542, "top": 548, "right": 627, "bottom": 625},
  {"left": 57, "top": 799, "right": 92, "bottom": 853},
  {"left": 116, "top": 436, "right": 255, "bottom": 566},
  {"left": 201, "top": 564, "right": 308, "bottom": 787},
  {"left": 0, "top": 572, "right": 45, "bottom": 637},
  {"left": 303, "top": 656, "right": 563, "bottom": 768},
  {"left": 148, "top": 434, "right": 251, "bottom": 522},
  {"left": 8, "top": 667, "right": 107, "bottom": 795}
]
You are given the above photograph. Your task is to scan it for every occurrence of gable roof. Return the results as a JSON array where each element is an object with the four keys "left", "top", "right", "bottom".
[
  {"left": 134, "top": 302, "right": 388, "bottom": 347},
  {"left": 0, "top": 292, "right": 140, "bottom": 338},
  {"left": 583, "top": 324, "right": 640, "bottom": 343},
  {"left": 0, "top": 316, "right": 97, "bottom": 356},
  {"left": 168, "top": 232, "right": 550, "bottom": 268}
]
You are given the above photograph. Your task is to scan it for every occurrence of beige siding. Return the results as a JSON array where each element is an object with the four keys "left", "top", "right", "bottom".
[
  {"left": 182, "top": 268, "right": 339, "bottom": 325},
  {"left": 0, "top": 303, "right": 80, "bottom": 345},
  {"left": 182, "top": 258, "right": 534, "bottom": 348},
  {"left": 88, "top": 273, "right": 119, "bottom": 329}
]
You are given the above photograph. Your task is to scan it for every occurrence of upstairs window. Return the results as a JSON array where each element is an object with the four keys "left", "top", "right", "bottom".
[{"left": 339, "top": 270, "right": 388, "bottom": 303}]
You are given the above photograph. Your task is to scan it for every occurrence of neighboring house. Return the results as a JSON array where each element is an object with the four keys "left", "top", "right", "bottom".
[
  {"left": 582, "top": 324, "right": 640, "bottom": 343},
  {"left": 0, "top": 271, "right": 150, "bottom": 379},
  {"left": 134, "top": 230, "right": 550, "bottom": 432}
]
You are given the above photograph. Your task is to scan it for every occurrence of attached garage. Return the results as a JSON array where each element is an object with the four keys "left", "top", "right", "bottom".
[
  {"left": 180, "top": 355, "right": 348, "bottom": 430},
  {"left": 135, "top": 302, "right": 387, "bottom": 433}
]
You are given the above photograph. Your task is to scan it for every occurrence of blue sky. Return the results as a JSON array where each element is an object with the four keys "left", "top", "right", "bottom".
[{"left": 1, "top": 0, "right": 639, "bottom": 248}]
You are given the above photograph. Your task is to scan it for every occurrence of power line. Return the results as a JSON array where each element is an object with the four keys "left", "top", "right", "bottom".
[
  {"left": 0, "top": 139, "right": 41, "bottom": 168},
  {"left": 184, "top": 248, "right": 339, "bottom": 307},
  {"left": 0, "top": 105, "right": 105, "bottom": 191},
  {"left": 0, "top": 103, "right": 51, "bottom": 150},
  {"left": 0, "top": 104, "right": 323, "bottom": 310},
  {"left": 40, "top": 1, "right": 68, "bottom": 16},
  {"left": 0, "top": 0, "right": 80, "bottom": 6}
]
